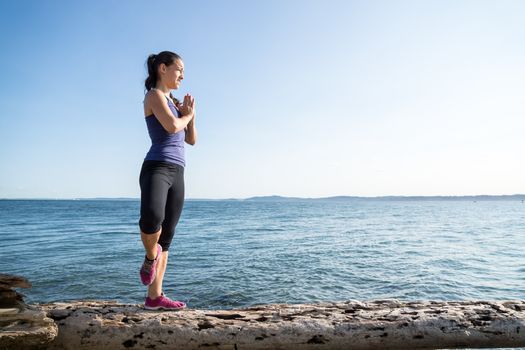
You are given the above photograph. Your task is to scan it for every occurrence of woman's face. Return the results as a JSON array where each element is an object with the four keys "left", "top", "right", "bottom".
[{"left": 160, "top": 59, "right": 184, "bottom": 90}]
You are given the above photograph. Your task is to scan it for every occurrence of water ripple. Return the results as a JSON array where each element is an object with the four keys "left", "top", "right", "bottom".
[{"left": 0, "top": 199, "right": 524, "bottom": 308}]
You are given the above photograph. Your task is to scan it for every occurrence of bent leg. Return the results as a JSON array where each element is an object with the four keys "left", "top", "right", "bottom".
[
  {"left": 147, "top": 250, "right": 169, "bottom": 299},
  {"left": 139, "top": 163, "right": 172, "bottom": 259}
]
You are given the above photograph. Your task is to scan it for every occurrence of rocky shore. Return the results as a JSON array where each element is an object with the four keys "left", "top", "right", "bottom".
[{"left": 1, "top": 274, "right": 524, "bottom": 349}]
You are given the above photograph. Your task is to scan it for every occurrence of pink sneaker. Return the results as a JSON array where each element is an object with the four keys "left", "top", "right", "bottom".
[
  {"left": 139, "top": 243, "right": 162, "bottom": 286},
  {"left": 144, "top": 294, "right": 187, "bottom": 310}
]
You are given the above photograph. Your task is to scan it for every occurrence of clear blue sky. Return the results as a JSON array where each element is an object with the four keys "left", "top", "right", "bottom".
[{"left": 1, "top": 0, "right": 524, "bottom": 199}]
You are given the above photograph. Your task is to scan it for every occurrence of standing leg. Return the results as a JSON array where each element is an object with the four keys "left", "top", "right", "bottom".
[
  {"left": 147, "top": 251, "right": 169, "bottom": 299},
  {"left": 148, "top": 165, "right": 185, "bottom": 299}
]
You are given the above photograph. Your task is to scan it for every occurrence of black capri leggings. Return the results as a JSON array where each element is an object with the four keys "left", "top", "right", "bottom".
[{"left": 139, "top": 160, "right": 185, "bottom": 251}]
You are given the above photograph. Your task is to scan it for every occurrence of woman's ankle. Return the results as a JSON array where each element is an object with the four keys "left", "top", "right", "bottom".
[
  {"left": 147, "top": 292, "right": 162, "bottom": 300},
  {"left": 145, "top": 248, "right": 159, "bottom": 260}
]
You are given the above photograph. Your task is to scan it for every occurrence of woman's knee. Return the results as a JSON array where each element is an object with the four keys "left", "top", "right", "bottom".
[{"left": 139, "top": 210, "right": 164, "bottom": 234}]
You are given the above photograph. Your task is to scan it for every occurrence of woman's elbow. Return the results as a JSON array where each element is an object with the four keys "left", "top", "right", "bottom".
[{"left": 168, "top": 122, "right": 184, "bottom": 134}]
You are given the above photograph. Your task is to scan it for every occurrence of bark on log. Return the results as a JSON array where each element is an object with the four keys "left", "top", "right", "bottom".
[
  {"left": 30, "top": 299, "right": 525, "bottom": 350},
  {"left": 0, "top": 306, "right": 58, "bottom": 350},
  {"left": 0, "top": 273, "right": 57, "bottom": 349}
]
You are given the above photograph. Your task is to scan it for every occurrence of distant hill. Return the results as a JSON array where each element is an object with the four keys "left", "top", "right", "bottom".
[
  {"left": 244, "top": 194, "right": 525, "bottom": 201},
  {"left": 243, "top": 195, "right": 303, "bottom": 201}
]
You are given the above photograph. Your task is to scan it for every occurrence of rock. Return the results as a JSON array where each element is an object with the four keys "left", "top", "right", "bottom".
[
  {"left": 33, "top": 299, "right": 525, "bottom": 350},
  {"left": 0, "top": 273, "right": 31, "bottom": 309},
  {"left": 0, "top": 274, "right": 31, "bottom": 290}
]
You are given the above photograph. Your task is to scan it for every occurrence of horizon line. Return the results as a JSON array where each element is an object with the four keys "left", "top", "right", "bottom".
[{"left": 1, "top": 193, "right": 525, "bottom": 201}]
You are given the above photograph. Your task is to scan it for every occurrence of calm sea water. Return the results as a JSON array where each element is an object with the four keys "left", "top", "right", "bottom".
[{"left": 0, "top": 199, "right": 524, "bottom": 311}]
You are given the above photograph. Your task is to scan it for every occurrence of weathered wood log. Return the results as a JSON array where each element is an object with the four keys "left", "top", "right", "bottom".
[
  {"left": 0, "top": 273, "right": 57, "bottom": 349},
  {"left": 0, "top": 306, "right": 58, "bottom": 350},
  {"left": 32, "top": 299, "right": 525, "bottom": 350}
]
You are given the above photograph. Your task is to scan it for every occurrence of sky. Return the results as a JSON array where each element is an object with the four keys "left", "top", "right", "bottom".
[{"left": 0, "top": 0, "right": 524, "bottom": 199}]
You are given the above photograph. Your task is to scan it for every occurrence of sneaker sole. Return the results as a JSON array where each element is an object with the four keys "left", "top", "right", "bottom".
[{"left": 144, "top": 304, "right": 186, "bottom": 311}]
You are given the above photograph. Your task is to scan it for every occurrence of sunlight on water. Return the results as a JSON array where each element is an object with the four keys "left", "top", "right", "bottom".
[{"left": 0, "top": 199, "right": 523, "bottom": 311}]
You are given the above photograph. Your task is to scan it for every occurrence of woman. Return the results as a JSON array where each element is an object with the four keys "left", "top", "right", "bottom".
[{"left": 138, "top": 51, "right": 196, "bottom": 310}]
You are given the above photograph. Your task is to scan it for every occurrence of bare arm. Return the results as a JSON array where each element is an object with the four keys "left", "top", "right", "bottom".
[
  {"left": 185, "top": 112, "right": 197, "bottom": 145},
  {"left": 146, "top": 89, "right": 193, "bottom": 134},
  {"left": 179, "top": 94, "right": 197, "bottom": 145}
]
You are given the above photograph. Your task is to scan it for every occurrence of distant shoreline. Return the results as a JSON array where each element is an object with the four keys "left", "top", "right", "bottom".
[{"left": 1, "top": 194, "right": 525, "bottom": 201}]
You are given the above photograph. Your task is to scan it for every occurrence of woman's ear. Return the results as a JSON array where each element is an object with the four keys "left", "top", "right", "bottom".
[{"left": 159, "top": 63, "right": 167, "bottom": 73}]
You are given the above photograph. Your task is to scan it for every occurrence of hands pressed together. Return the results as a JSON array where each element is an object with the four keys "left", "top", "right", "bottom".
[{"left": 179, "top": 94, "right": 196, "bottom": 121}]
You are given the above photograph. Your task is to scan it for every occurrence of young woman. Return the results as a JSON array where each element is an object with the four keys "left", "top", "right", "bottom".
[{"left": 138, "top": 51, "right": 197, "bottom": 310}]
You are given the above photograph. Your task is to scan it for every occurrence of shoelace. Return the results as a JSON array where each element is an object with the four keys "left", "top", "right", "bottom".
[
  {"left": 158, "top": 292, "right": 185, "bottom": 307},
  {"left": 141, "top": 257, "right": 155, "bottom": 273}
]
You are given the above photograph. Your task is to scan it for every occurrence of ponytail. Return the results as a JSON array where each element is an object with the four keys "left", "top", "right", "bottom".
[{"left": 169, "top": 92, "right": 180, "bottom": 107}]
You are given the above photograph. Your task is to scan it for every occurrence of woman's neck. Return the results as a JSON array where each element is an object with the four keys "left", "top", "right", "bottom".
[{"left": 153, "top": 84, "right": 171, "bottom": 98}]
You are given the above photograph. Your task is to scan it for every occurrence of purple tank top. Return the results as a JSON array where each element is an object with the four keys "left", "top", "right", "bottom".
[{"left": 144, "top": 96, "right": 185, "bottom": 167}]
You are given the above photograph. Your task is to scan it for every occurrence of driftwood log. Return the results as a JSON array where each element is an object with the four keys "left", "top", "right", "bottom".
[
  {"left": 1, "top": 273, "right": 524, "bottom": 349},
  {"left": 0, "top": 274, "right": 57, "bottom": 349},
  {"left": 28, "top": 299, "right": 525, "bottom": 350}
]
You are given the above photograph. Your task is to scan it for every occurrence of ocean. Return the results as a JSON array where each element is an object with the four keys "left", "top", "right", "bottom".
[{"left": 1, "top": 198, "right": 523, "bottom": 311}]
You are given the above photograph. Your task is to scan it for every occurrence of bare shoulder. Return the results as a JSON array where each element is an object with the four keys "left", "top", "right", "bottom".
[
  {"left": 144, "top": 89, "right": 168, "bottom": 116},
  {"left": 144, "top": 89, "right": 165, "bottom": 104}
]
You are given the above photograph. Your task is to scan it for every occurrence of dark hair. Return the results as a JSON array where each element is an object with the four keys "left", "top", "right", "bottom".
[
  {"left": 144, "top": 51, "right": 182, "bottom": 92},
  {"left": 169, "top": 93, "right": 180, "bottom": 107}
]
